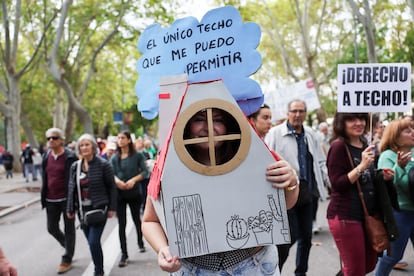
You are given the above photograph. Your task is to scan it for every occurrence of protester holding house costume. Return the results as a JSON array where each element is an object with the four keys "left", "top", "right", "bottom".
[
  {"left": 326, "top": 113, "right": 394, "bottom": 276},
  {"left": 41, "top": 128, "right": 77, "bottom": 274},
  {"left": 247, "top": 103, "right": 272, "bottom": 138},
  {"left": 375, "top": 119, "right": 414, "bottom": 275},
  {"left": 110, "top": 131, "right": 149, "bottom": 267},
  {"left": 265, "top": 99, "right": 328, "bottom": 275},
  {"left": 66, "top": 134, "right": 117, "bottom": 276},
  {"left": 142, "top": 108, "right": 299, "bottom": 275}
]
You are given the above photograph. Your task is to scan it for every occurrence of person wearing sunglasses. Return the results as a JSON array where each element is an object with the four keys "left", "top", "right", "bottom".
[{"left": 41, "top": 128, "right": 78, "bottom": 274}]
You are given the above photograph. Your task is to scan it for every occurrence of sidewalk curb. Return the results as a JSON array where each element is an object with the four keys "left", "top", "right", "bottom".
[{"left": 0, "top": 197, "right": 40, "bottom": 218}]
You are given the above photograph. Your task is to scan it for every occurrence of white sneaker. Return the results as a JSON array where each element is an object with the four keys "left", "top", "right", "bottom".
[{"left": 312, "top": 223, "right": 321, "bottom": 234}]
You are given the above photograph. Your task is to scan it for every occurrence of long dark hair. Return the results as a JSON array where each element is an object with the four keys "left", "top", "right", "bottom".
[
  {"left": 331, "top": 112, "right": 369, "bottom": 144},
  {"left": 117, "top": 131, "right": 135, "bottom": 157}
]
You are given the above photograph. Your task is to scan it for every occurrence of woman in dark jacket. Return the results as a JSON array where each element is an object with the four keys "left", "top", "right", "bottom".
[
  {"left": 110, "top": 131, "right": 149, "bottom": 267},
  {"left": 66, "top": 134, "right": 117, "bottom": 276},
  {"left": 326, "top": 113, "right": 394, "bottom": 276}
]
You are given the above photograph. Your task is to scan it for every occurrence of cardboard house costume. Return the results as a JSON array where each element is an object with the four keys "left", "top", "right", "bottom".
[
  {"left": 150, "top": 77, "right": 290, "bottom": 258},
  {"left": 136, "top": 6, "right": 291, "bottom": 258}
]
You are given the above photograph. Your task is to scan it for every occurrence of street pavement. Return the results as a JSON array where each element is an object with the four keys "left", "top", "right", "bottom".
[
  {"left": 0, "top": 172, "right": 42, "bottom": 218},
  {"left": 1, "top": 173, "right": 413, "bottom": 275}
]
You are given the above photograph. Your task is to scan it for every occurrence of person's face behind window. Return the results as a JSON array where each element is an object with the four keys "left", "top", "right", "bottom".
[{"left": 188, "top": 109, "right": 227, "bottom": 151}]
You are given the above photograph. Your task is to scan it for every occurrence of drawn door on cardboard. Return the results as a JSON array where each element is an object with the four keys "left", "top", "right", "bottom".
[
  {"left": 172, "top": 194, "right": 209, "bottom": 257},
  {"left": 161, "top": 80, "right": 290, "bottom": 258}
]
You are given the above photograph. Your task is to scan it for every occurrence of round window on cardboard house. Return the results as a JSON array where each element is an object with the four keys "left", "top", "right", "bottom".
[{"left": 173, "top": 99, "right": 251, "bottom": 176}]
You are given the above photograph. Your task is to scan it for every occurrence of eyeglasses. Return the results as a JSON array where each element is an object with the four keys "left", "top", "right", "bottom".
[
  {"left": 47, "top": 136, "right": 60, "bottom": 141},
  {"left": 288, "top": 109, "right": 306, "bottom": 114}
]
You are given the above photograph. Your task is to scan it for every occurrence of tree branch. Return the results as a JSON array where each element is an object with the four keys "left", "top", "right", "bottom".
[
  {"left": 16, "top": 10, "right": 58, "bottom": 78},
  {"left": 50, "top": 0, "right": 73, "bottom": 82},
  {"left": 11, "top": 0, "right": 21, "bottom": 68},
  {"left": 2, "top": 0, "right": 11, "bottom": 72},
  {"left": 261, "top": 0, "right": 300, "bottom": 81},
  {"left": 79, "top": 3, "right": 127, "bottom": 99}
]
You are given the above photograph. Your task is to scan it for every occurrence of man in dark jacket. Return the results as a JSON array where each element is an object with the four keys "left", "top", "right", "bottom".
[{"left": 41, "top": 128, "right": 77, "bottom": 274}]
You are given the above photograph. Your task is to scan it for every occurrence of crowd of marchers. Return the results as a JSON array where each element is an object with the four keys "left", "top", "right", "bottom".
[{"left": 1, "top": 102, "right": 414, "bottom": 276}]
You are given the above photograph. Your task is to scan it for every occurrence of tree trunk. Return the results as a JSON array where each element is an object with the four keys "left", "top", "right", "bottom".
[
  {"left": 347, "top": 0, "right": 378, "bottom": 63},
  {"left": 53, "top": 88, "right": 66, "bottom": 130},
  {"left": 21, "top": 113, "right": 38, "bottom": 148},
  {"left": 6, "top": 77, "right": 23, "bottom": 172},
  {"left": 293, "top": 0, "right": 328, "bottom": 124},
  {"left": 65, "top": 103, "right": 76, "bottom": 142},
  {"left": 48, "top": 0, "right": 93, "bottom": 135}
]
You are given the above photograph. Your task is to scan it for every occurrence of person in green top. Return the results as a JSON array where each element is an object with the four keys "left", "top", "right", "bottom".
[
  {"left": 376, "top": 118, "right": 414, "bottom": 276},
  {"left": 110, "top": 131, "right": 149, "bottom": 267}
]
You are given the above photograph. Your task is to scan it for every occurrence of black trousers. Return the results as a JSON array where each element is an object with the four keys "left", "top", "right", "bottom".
[
  {"left": 278, "top": 200, "right": 313, "bottom": 276},
  {"left": 46, "top": 201, "right": 76, "bottom": 263},
  {"left": 117, "top": 196, "right": 144, "bottom": 256}
]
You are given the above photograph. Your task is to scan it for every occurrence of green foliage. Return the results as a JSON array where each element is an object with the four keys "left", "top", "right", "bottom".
[
  {"left": 11, "top": 0, "right": 178, "bottom": 143},
  {"left": 393, "top": 28, "right": 414, "bottom": 64},
  {"left": 3, "top": 0, "right": 414, "bottom": 143},
  {"left": 120, "top": 103, "right": 158, "bottom": 139}
]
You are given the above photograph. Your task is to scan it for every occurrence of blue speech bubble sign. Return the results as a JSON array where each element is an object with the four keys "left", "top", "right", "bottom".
[{"left": 135, "top": 6, "right": 263, "bottom": 119}]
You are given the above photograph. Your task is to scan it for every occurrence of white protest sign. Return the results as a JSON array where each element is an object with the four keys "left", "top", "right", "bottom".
[
  {"left": 337, "top": 63, "right": 412, "bottom": 112},
  {"left": 265, "top": 79, "right": 320, "bottom": 122}
]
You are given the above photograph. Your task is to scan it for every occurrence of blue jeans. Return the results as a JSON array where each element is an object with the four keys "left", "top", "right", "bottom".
[
  {"left": 24, "top": 163, "right": 33, "bottom": 181},
  {"left": 172, "top": 246, "right": 280, "bottom": 276},
  {"left": 375, "top": 209, "right": 414, "bottom": 276},
  {"left": 46, "top": 201, "right": 76, "bottom": 263},
  {"left": 6, "top": 169, "right": 12, "bottom": 178},
  {"left": 33, "top": 164, "right": 42, "bottom": 180},
  {"left": 82, "top": 220, "right": 107, "bottom": 274}
]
